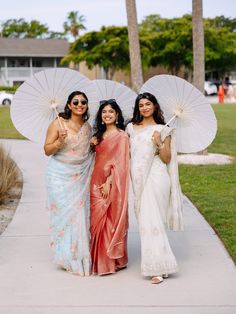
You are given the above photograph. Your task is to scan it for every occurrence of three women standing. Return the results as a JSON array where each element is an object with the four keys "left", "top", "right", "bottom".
[
  {"left": 127, "top": 92, "right": 183, "bottom": 284},
  {"left": 44, "top": 89, "right": 182, "bottom": 282},
  {"left": 44, "top": 91, "right": 94, "bottom": 276}
]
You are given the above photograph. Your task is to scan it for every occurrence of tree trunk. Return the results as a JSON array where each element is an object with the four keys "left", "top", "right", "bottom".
[
  {"left": 192, "top": 0, "right": 207, "bottom": 155},
  {"left": 192, "top": 0, "right": 205, "bottom": 93},
  {"left": 125, "top": 0, "right": 143, "bottom": 93}
]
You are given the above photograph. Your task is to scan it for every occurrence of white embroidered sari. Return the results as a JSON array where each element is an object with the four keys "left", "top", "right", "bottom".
[{"left": 127, "top": 123, "right": 183, "bottom": 276}]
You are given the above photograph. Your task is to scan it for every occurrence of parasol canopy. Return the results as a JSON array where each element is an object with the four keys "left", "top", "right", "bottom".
[
  {"left": 11, "top": 68, "right": 97, "bottom": 144},
  {"left": 140, "top": 74, "right": 217, "bottom": 153},
  {"left": 91, "top": 79, "right": 137, "bottom": 121}
]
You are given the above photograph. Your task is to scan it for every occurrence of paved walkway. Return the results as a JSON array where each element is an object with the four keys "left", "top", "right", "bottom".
[{"left": 0, "top": 139, "right": 235, "bottom": 314}]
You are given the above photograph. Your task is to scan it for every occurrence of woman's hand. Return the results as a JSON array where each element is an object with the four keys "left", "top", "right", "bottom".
[
  {"left": 90, "top": 136, "right": 98, "bottom": 147},
  {"left": 152, "top": 130, "right": 162, "bottom": 147},
  {"left": 58, "top": 129, "right": 67, "bottom": 143},
  {"left": 99, "top": 176, "right": 112, "bottom": 198},
  {"left": 55, "top": 129, "right": 67, "bottom": 149}
]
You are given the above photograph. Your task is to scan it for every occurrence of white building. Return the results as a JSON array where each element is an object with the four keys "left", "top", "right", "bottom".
[{"left": 0, "top": 38, "right": 69, "bottom": 86}]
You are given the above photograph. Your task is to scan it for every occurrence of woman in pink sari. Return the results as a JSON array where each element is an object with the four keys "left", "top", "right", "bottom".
[{"left": 90, "top": 99, "right": 129, "bottom": 275}]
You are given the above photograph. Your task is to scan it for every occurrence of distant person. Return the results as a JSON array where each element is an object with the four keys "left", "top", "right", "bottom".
[
  {"left": 218, "top": 83, "right": 225, "bottom": 103},
  {"left": 90, "top": 99, "right": 129, "bottom": 275},
  {"left": 126, "top": 92, "right": 183, "bottom": 284},
  {"left": 44, "top": 91, "right": 94, "bottom": 276},
  {"left": 233, "top": 85, "right": 236, "bottom": 100},
  {"left": 226, "top": 84, "right": 234, "bottom": 102}
]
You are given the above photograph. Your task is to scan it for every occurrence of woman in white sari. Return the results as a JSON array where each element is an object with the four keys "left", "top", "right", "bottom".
[{"left": 126, "top": 92, "right": 183, "bottom": 284}]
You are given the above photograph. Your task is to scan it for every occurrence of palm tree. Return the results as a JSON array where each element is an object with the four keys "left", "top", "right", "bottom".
[
  {"left": 192, "top": 0, "right": 205, "bottom": 93},
  {"left": 192, "top": 0, "right": 207, "bottom": 154},
  {"left": 125, "top": 0, "right": 143, "bottom": 92},
  {"left": 63, "top": 11, "right": 86, "bottom": 40}
]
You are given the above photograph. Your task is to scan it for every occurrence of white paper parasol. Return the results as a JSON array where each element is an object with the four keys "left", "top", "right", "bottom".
[
  {"left": 140, "top": 75, "right": 217, "bottom": 153},
  {"left": 91, "top": 79, "right": 137, "bottom": 121},
  {"left": 11, "top": 68, "right": 98, "bottom": 144}
]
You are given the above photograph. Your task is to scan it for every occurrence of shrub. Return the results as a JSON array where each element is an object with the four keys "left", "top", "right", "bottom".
[
  {"left": 0, "top": 86, "right": 17, "bottom": 93},
  {"left": 0, "top": 144, "right": 21, "bottom": 204}
]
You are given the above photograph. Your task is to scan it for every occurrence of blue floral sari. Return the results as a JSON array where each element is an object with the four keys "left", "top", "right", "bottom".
[{"left": 46, "top": 121, "right": 94, "bottom": 275}]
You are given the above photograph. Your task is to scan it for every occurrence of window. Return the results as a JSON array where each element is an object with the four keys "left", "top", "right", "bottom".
[
  {"left": 0, "top": 58, "right": 5, "bottom": 67},
  {"left": 32, "top": 58, "right": 54, "bottom": 67},
  {"left": 7, "top": 58, "right": 30, "bottom": 67}
]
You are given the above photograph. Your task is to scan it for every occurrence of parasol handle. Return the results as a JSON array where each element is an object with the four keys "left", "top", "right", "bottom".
[
  {"left": 160, "top": 107, "right": 183, "bottom": 132},
  {"left": 160, "top": 114, "right": 177, "bottom": 132},
  {"left": 53, "top": 107, "right": 63, "bottom": 129}
]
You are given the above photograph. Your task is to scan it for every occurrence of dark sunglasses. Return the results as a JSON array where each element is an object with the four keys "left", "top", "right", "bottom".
[
  {"left": 99, "top": 99, "right": 116, "bottom": 106},
  {"left": 72, "top": 99, "right": 88, "bottom": 106}
]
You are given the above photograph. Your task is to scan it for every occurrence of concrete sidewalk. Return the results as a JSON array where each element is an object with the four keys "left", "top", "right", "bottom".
[{"left": 0, "top": 139, "right": 235, "bottom": 314}]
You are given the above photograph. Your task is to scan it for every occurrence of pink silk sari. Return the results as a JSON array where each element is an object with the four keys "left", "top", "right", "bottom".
[{"left": 90, "top": 130, "right": 129, "bottom": 275}]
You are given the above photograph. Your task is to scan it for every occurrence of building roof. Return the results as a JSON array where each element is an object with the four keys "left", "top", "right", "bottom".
[{"left": 0, "top": 38, "right": 70, "bottom": 57}]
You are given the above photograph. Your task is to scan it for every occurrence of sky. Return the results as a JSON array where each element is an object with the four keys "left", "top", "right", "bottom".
[{"left": 0, "top": 0, "right": 236, "bottom": 33}]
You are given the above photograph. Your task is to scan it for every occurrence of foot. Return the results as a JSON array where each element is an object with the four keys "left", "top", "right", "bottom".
[
  {"left": 66, "top": 270, "right": 84, "bottom": 276},
  {"left": 162, "top": 274, "right": 169, "bottom": 279},
  {"left": 151, "top": 276, "right": 164, "bottom": 284},
  {"left": 116, "top": 265, "right": 127, "bottom": 272}
]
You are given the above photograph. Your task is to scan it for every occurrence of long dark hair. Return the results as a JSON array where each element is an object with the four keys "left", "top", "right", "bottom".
[
  {"left": 59, "top": 91, "right": 89, "bottom": 121},
  {"left": 131, "top": 92, "right": 165, "bottom": 125},
  {"left": 93, "top": 100, "right": 125, "bottom": 143}
]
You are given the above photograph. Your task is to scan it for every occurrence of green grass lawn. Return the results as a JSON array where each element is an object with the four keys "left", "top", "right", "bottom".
[
  {"left": 208, "top": 103, "right": 236, "bottom": 156},
  {"left": 179, "top": 103, "right": 236, "bottom": 263},
  {"left": 179, "top": 164, "right": 236, "bottom": 263},
  {"left": 1, "top": 103, "right": 236, "bottom": 263},
  {"left": 0, "top": 107, "right": 25, "bottom": 139}
]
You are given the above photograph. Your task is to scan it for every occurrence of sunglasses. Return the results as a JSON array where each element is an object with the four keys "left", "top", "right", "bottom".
[
  {"left": 72, "top": 99, "right": 88, "bottom": 106},
  {"left": 99, "top": 99, "right": 116, "bottom": 106}
]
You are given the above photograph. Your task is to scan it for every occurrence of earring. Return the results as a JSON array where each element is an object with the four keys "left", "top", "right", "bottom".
[
  {"left": 116, "top": 115, "right": 118, "bottom": 124},
  {"left": 102, "top": 121, "right": 105, "bottom": 125}
]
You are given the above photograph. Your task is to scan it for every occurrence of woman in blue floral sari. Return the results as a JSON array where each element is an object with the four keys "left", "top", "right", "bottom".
[{"left": 44, "top": 91, "right": 94, "bottom": 276}]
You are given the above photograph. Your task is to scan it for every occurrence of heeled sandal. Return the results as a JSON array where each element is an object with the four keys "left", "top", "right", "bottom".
[{"left": 151, "top": 276, "right": 164, "bottom": 284}]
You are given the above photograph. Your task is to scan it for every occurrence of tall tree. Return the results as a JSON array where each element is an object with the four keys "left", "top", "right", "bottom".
[
  {"left": 140, "top": 14, "right": 236, "bottom": 80},
  {"left": 125, "top": 0, "right": 143, "bottom": 92},
  {"left": 1, "top": 18, "right": 49, "bottom": 38},
  {"left": 140, "top": 14, "right": 193, "bottom": 76},
  {"left": 204, "top": 16, "right": 236, "bottom": 78},
  {"left": 192, "top": 0, "right": 206, "bottom": 154},
  {"left": 192, "top": 0, "right": 205, "bottom": 93},
  {"left": 63, "top": 11, "right": 86, "bottom": 40},
  {"left": 62, "top": 26, "right": 129, "bottom": 79}
]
